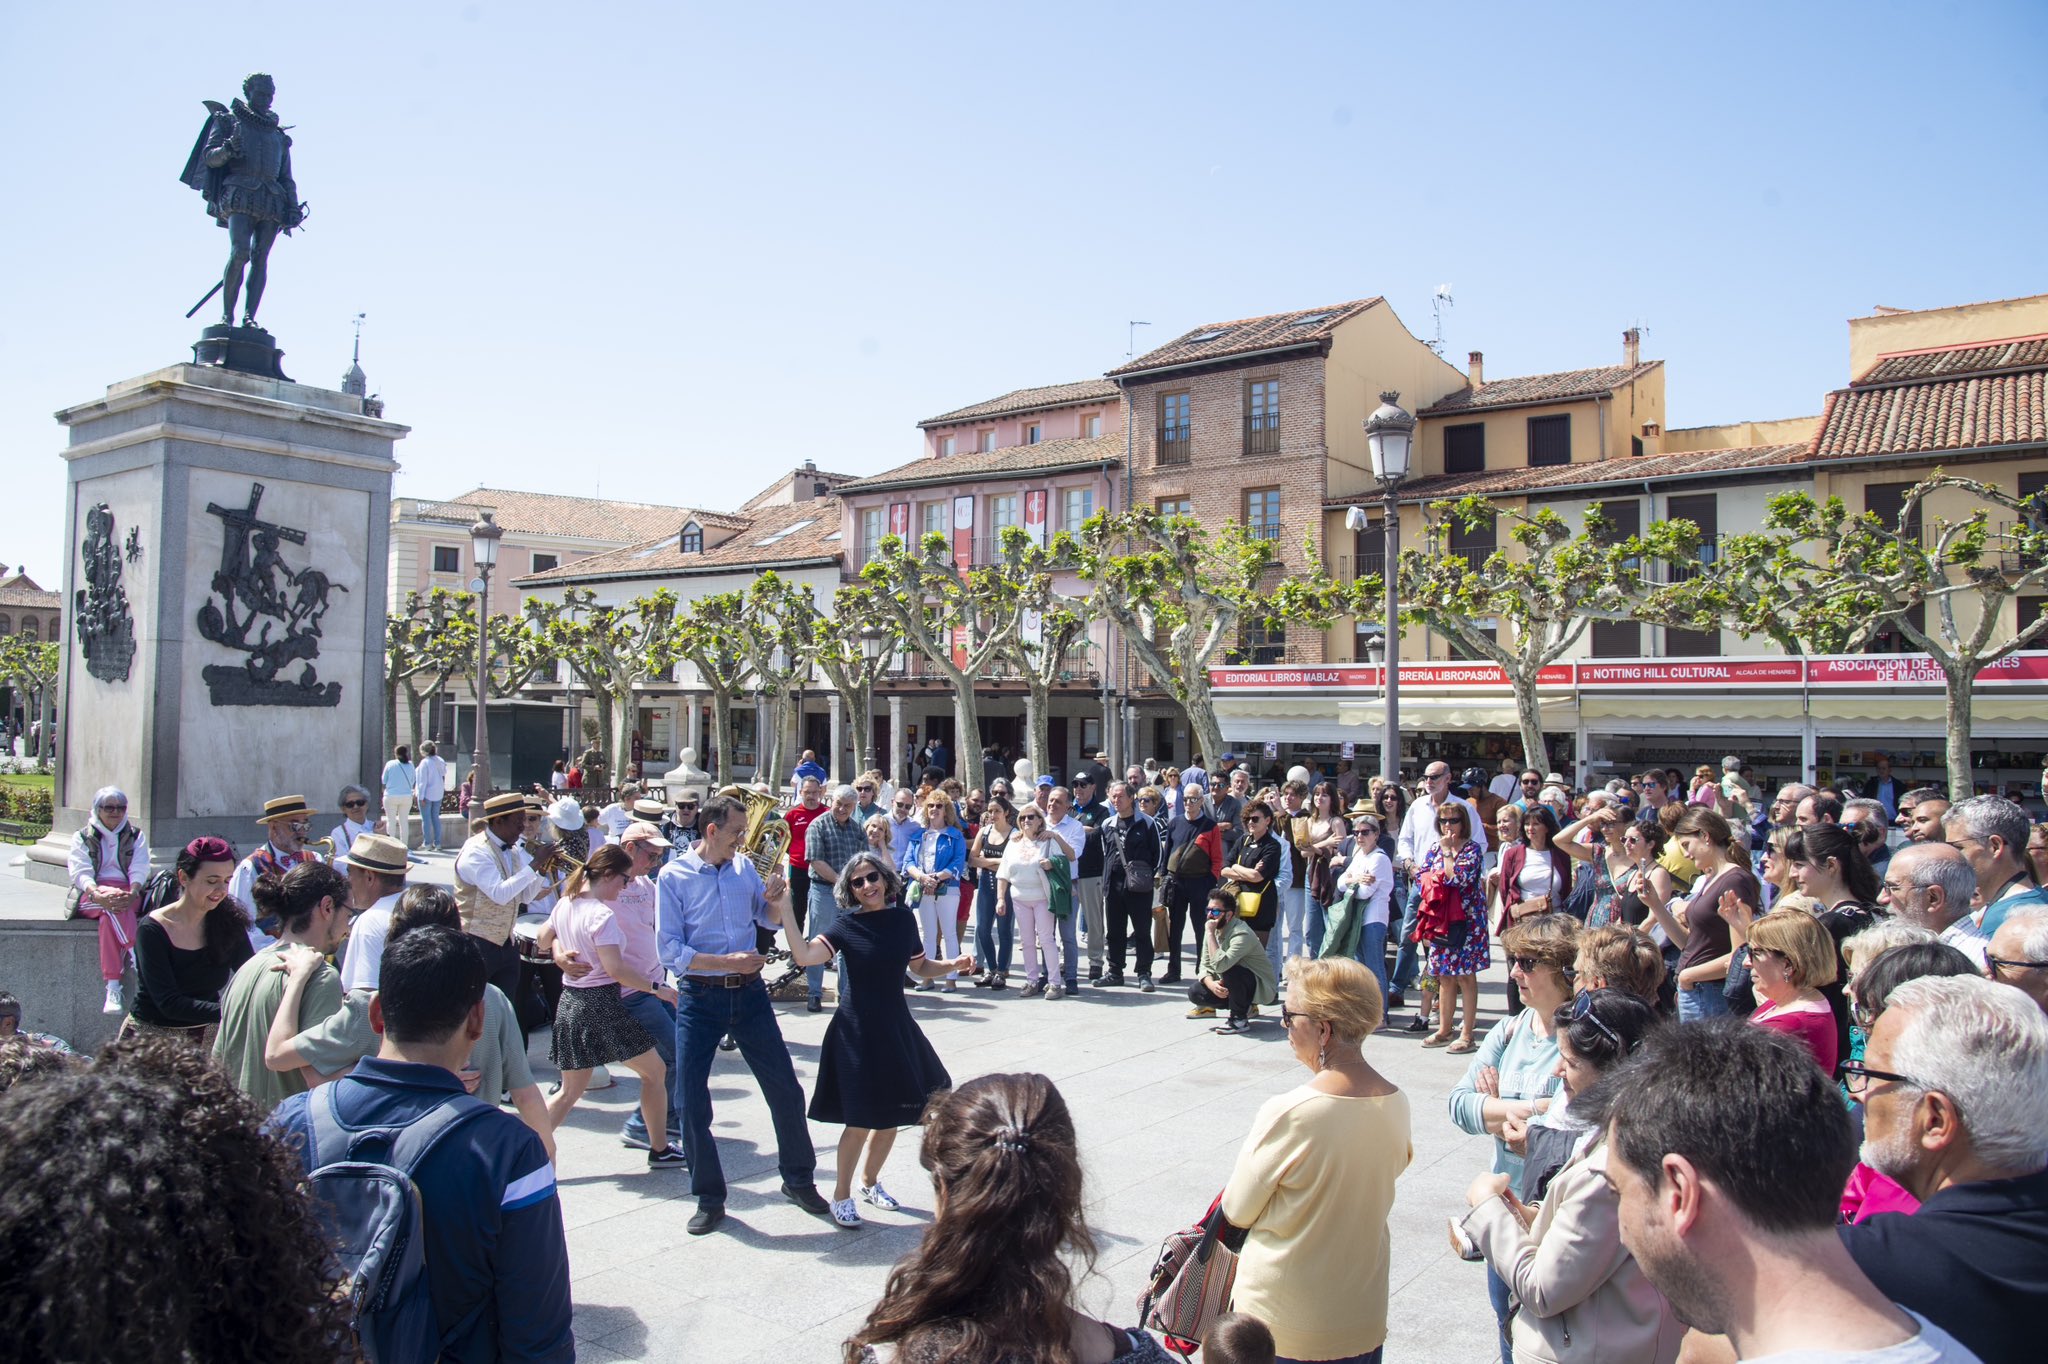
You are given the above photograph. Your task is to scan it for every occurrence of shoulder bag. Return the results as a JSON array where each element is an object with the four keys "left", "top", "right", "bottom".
[{"left": 1138, "top": 1196, "right": 1239, "bottom": 1358}]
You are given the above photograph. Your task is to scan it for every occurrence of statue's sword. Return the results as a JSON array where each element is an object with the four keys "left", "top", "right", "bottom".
[{"left": 185, "top": 279, "right": 226, "bottom": 320}]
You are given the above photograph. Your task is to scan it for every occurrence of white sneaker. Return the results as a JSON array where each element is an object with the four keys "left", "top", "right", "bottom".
[
  {"left": 859, "top": 1182, "right": 900, "bottom": 1211},
  {"left": 102, "top": 980, "right": 124, "bottom": 1014},
  {"left": 830, "top": 1197, "right": 862, "bottom": 1228},
  {"left": 1046, "top": 983, "right": 1065, "bottom": 1000}
]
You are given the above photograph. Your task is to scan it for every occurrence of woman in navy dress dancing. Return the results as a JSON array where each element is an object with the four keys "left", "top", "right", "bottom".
[{"left": 783, "top": 848, "right": 972, "bottom": 1228}]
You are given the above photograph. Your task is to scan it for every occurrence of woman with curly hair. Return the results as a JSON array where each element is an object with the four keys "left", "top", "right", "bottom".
[
  {"left": 845, "top": 1072, "right": 1172, "bottom": 1364},
  {"left": 0, "top": 1035, "right": 353, "bottom": 1363},
  {"left": 125, "top": 836, "right": 254, "bottom": 1048}
]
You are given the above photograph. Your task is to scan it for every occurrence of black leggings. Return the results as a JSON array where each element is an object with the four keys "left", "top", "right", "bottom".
[{"left": 1187, "top": 964, "right": 1256, "bottom": 1021}]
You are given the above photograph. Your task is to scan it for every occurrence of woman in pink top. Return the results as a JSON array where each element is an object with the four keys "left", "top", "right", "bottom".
[
  {"left": 1742, "top": 909, "right": 1839, "bottom": 1073},
  {"left": 542, "top": 844, "right": 684, "bottom": 1170}
]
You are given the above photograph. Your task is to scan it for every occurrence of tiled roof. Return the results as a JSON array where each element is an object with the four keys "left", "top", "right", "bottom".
[
  {"left": 427, "top": 488, "right": 722, "bottom": 543},
  {"left": 1810, "top": 370, "right": 2048, "bottom": 460},
  {"left": 0, "top": 581, "right": 61, "bottom": 610},
  {"left": 835, "top": 433, "right": 1124, "bottom": 496},
  {"left": 1420, "top": 362, "right": 1663, "bottom": 416},
  {"left": 920, "top": 379, "right": 1121, "bottom": 428},
  {"left": 510, "top": 498, "right": 845, "bottom": 587},
  {"left": 1106, "top": 299, "right": 1381, "bottom": 378},
  {"left": 1857, "top": 335, "right": 2048, "bottom": 385},
  {"left": 1327, "top": 444, "right": 1809, "bottom": 507}
]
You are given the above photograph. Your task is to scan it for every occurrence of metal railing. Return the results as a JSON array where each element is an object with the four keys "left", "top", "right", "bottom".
[
  {"left": 1157, "top": 428, "right": 1191, "bottom": 465},
  {"left": 1243, "top": 415, "right": 1281, "bottom": 456}
]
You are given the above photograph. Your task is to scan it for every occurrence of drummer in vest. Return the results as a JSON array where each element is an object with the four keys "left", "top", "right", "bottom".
[
  {"left": 456, "top": 791, "right": 552, "bottom": 1002},
  {"left": 231, "top": 795, "right": 328, "bottom": 946},
  {"left": 336, "top": 833, "right": 412, "bottom": 993},
  {"left": 67, "top": 786, "right": 150, "bottom": 1015}
]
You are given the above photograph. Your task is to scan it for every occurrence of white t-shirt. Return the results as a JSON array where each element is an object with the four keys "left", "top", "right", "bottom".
[
  {"left": 1517, "top": 854, "right": 1563, "bottom": 903},
  {"left": 1339, "top": 846, "right": 1395, "bottom": 927},
  {"left": 339, "top": 891, "right": 403, "bottom": 993},
  {"left": 1739, "top": 1311, "right": 1980, "bottom": 1363}
]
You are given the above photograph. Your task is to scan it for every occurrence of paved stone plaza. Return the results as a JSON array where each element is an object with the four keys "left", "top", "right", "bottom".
[{"left": 544, "top": 947, "right": 1507, "bottom": 1362}]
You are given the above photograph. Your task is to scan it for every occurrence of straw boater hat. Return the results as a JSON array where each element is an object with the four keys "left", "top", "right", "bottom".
[
  {"left": 481, "top": 792, "right": 528, "bottom": 819},
  {"left": 257, "top": 795, "right": 316, "bottom": 825},
  {"left": 1348, "top": 798, "right": 1377, "bottom": 818},
  {"left": 631, "top": 798, "right": 668, "bottom": 821},
  {"left": 347, "top": 833, "right": 410, "bottom": 876}
]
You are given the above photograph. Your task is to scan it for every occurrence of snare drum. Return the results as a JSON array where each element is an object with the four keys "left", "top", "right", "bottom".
[{"left": 513, "top": 912, "right": 550, "bottom": 964}]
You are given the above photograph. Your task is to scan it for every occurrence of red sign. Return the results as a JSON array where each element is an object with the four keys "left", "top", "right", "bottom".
[
  {"left": 1806, "top": 652, "right": 2048, "bottom": 687},
  {"left": 1575, "top": 659, "right": 1801, "bottom": 688},
  {"left": 1210, "top": 662, "right": 1571, "bottom": 691},
  {"left": 1023, "top": 489, "right": 1047, "bottom": 548},
  {"left": 887, "top": 502, "right": 909, "bottom": 540}
]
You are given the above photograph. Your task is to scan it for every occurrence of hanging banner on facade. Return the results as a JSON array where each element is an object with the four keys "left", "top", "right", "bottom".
[
  {"left": 1806, "top": 651, "right": 2048, "bottom": 688},
  {"left": 1574, "top": 658, "right": 1801, "bottom": 688},
  {"left": 888, "top": 502, "right": 910, "bottom": 542},
  {"left": 1023, "top": 489, "right": 1048, "bottom": 548},
  {"left": 951, "top": 495, "right": 974, "bottom": 570},
  {"left": 1208, "top": 652, "right": 2048, "bottom": 692}
]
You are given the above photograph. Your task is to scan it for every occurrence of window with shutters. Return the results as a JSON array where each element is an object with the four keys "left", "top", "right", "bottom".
[
  {"left": 1863, "top": 482, "right": 1925, "bottom": 653},
  {"left": 1444, "top": 423, "right": 1485, "bottom": 474},
  {"left": 1244, "top": 379, "right": 1280, "bottom": 455},
  {"left": 1663, "top": 494, "right": 1720, "bottom": 656},
  {"left": 1157, "top": 392, "right": 1191, "bottom": 466},
  {"left": 1589, "top": 500, "right": 1643, "bottom": 658},
  {"left": 1527, "top": 414, "right": 1571, "bottom": 467}
]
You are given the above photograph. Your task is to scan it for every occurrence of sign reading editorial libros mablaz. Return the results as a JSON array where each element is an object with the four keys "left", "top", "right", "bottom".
[{"left": 195, "top": 481, "right": 348, "bottom": 707}]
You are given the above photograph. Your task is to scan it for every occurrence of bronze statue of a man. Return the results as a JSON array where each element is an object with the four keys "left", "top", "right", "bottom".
[{"left": 180, "top": 73, "right": 307, "bottom": 329}]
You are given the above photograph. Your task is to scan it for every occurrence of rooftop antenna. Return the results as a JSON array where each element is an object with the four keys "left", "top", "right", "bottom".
[
  {"left": 1126, "top": 320, "right": 1151, "bottom": 359},
  {"left": 1428, "top": 285, "right": 1454, "bottom": 356}
]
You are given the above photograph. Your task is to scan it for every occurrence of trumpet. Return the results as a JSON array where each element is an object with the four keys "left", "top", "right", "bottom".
[{"left": 522, "top": 836, "right": 585, "bottom": 878}]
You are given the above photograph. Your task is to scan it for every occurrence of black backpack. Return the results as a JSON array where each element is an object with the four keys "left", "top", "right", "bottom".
[{"left": 305, "top": 1086, "right": 494, "bottom": 1363}]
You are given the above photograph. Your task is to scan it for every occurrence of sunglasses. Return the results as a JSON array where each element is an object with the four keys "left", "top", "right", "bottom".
[
  {"left": 343, "top": 800, "right": 368, "bottom": 809},
  {"left": 1278, "top": 1004, "right": 1317, "bottom": 1029},
  {"left": 1570, "top": 991, "right": 1624, "bottom": 1050},
  {"left": 848, "top": 872, "right": 882, "bottom": 889},
  {"left": 676, "top": 802, "right": 699, "bottom": 810}
]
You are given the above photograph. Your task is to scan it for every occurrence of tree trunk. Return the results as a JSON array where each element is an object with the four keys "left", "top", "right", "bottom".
[
  {"left": 1510, "top": 664, "right": 1550, "bottom": 778},
  {"left": 1023, "top": 678, "right": 1051, "bottom": 779},
  {"left": 34, "top": 685, "right": 47, "bottom": 767},
  {"left": 949, "top": 681, "right": 980, "bottom": 784},
  {"left": 1943, "top": 664, "right": 1975, "bottom": 802},
  {"left": 709, "top": 689, "right": 735, "bottom": 786},
  {"left": 590, "top": 692, "right": 617, "bottom": 790},
  {"left": 611, "top": 688, "right": 636, "bottom": 790},
  {"left": 1178, "top": 684, "right": 1227, "bottom": 772},
  {"left": 843, "top": 687, "right": 872, "bottom": 782},
  {"left": 403, "top": 683, "right": 428, "bottom": 756}
]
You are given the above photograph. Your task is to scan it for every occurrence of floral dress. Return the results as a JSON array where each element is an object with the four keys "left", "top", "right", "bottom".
[
  {"left": 1584, "top": 855, "right": 1618, "bottom": 930},
  {"left": 1423, "top": 840, "right": 1489, "bottom": 977}
]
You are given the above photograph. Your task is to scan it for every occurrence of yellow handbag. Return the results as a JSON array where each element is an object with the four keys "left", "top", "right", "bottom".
[{"left": 1236, "top": 888, "right": 1263, "bottom": 919}]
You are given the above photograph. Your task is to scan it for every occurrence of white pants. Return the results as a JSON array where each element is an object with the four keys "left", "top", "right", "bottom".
[
  {"left": 918, "top": 885, "right": 961, "bottom": 982},
  {"left": 383, "top": 795, "right": 413, "bottom": 848},
  {"left": 1014, "top": 895, "right": 1063, "bottom": 986}
]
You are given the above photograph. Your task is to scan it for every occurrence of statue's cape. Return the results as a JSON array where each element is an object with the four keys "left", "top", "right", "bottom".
[{"left": 179, "top": 101, "right": 230, "bottom": 224}]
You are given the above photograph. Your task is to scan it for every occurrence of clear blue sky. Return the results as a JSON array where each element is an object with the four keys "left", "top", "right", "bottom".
[{"left": 3, "top": 1, "right": 2044, "bottom": 587}]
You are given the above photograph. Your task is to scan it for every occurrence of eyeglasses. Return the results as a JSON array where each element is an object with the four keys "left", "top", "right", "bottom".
[
  {"left": 1986, "top": 954, "right": 2048, "bottom": 977},
  {"left": 98, "top": 803, "right": 128, "bottom": 812},
  {"left": 1278, "top": 1004, "right": 1318, "bottom": 1029},
  {"left": 1020, "top": 814, "right": 1044, "bottom": 824},
  {"left": 1839, "top": 1060, "right": 1927, "bottom": 1098},
  {"left": 1945, "top": 838, "right": 1981, "bottom": 853},
  {"left": 676, "top": 802, "right": 698, "bottom": 810},
  {"left": 343, "top": 800, "right": 368, "bottom": 809},
  {"left": 1570, "top": 991, "right": 1624, "bottom": 1050},
  {"left": 848, "top": 872, "right": 882, "bottom": 889}
]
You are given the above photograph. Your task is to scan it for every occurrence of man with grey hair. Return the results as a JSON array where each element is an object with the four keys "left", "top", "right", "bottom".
[
  {"left": 1944, "top": 795, "right": 2048, "bottom": 937},
  {"left": 1986, "top": 906, "right": 2048, "bottom": 1017},
  {"left": 801, "top": 785, "right": 867, "bottom": 1013},
  {"left": 1842, "top": 797, "right": 1894, "bottom": 878},
  {"left": 1842, "top": 974, "right": 2048, "bottom": 1363},
  {"left": 1881, "top": 841, "right": 1990, "bottom": 966}
]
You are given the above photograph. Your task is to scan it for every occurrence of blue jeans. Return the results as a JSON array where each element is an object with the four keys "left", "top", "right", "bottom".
[
  {"left": 805, "top": 884, "right": 846, "bottom": 1002},
  {"left": 419, "top": 798, "right": 444, "bottom": 848},
  {"left": 1390, "top": 876, "right": 1422, "bottom": 993},
  {"left": 974, "top": 872, "right": 1013, "bottom": 975},
  {"left": 675, "top": 977, "right": 816, "bottom": 1205},
  {"left": 1487, "top": 1263, "right": 1514, "bottom": 1364},
  {"left": 1306, "top": 895, "right": 1329, "bottom": 958},
  {"left": 1279, "top": 887, "right": 1308, "bottom": 964},
  {"left": 618, "top": 990, "right": 682, "bottom": 1146},
  {"left": 1355, "top": 919, "right": 1390, "bottom": 1004},
  {"left": 1678, "top": 980, "right": 1733, "bottom": 1023}
]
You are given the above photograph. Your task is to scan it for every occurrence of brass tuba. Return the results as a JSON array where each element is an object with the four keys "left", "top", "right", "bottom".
[{"left": 717, "top": 783, "right": 791, "bottom": 880}]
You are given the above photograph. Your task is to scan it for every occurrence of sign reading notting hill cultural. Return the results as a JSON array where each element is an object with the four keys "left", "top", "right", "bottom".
[{"left": 195, "top": 481, "right": 348, "bottom": 707}]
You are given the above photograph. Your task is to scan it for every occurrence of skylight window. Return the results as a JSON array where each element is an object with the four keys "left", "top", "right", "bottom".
[
  {"left": 1290, "top": 312, "right": 1334, "bottom": 328},
  {"left": 1186, "top": 327, "right": 1233, "bottom": 343},
  {"left": 752, "top": 518, "right": 817, "bottom": 546}
]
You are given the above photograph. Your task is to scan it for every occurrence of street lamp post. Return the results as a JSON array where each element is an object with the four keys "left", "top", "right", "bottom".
[
  {"left": 467, "top": 511, "right": 503, "bottom": 822},
  {"left": 1362, "top": 392, "right": 1415, "bottom": 789},
  {"left": 859, "top": 624, "right": 886, "bottom": 774}
]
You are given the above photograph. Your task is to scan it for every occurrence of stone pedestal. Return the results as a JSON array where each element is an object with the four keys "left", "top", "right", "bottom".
[
  {"left": 192, "top": 323, "right": 290, "bottom": 381},
  {"left": 28, "top": 363, "right": 406, "bottom": 880}
]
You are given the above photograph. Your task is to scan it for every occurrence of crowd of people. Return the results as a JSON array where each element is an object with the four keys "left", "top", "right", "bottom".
[{"left": 5, "top": 742, "right": 2047, "bottom": 1362}]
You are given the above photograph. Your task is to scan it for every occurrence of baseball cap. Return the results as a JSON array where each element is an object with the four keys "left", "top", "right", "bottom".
[
  {"left": 619, "top": 820, "right": 671, "bottom": 848},
  {"left": 1036, "top": 775, "right": 1055, "bottom": 788}
]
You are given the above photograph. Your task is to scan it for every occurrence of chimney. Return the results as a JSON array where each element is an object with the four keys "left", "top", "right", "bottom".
[
  {"left": 1468, "top": 351, "right": 1484, "bottom": 387},
  {"left": 1641, "top": 422, "right": 1661, "bottom": 439},
  {"left": 1623, "top": 328, "right": 1641, "bottom": 368}
]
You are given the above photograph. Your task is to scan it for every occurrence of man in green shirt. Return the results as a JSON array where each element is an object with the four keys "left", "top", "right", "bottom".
[{"left": 212, "top": 860, "right": 353, "bottom": 1112}]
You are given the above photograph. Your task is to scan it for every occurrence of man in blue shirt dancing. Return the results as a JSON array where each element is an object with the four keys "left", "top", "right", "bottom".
[{"left": 658, "top": 793, "right": 827, "bottom": 1235}]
